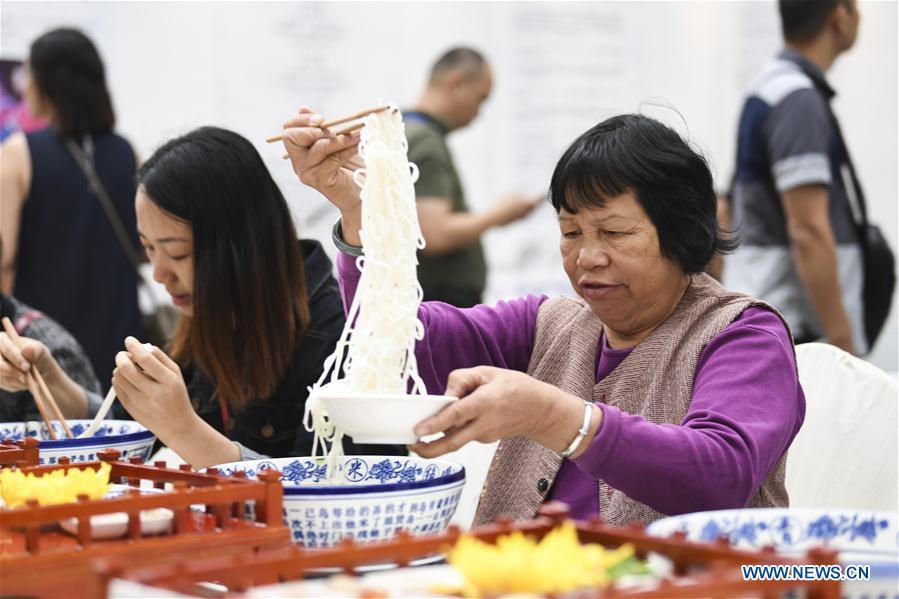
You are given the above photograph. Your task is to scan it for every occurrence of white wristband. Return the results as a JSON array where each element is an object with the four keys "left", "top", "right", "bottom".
[{"left": 559, "top": 401, "right": 593, "bottom": 458}]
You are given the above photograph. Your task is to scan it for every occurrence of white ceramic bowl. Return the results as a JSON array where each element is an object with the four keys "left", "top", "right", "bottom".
[
  {"left": 313, "top": 382, "right": 457, "bottom": 444},
  {"left": 213, "top": 455, "right": 465, "bottom": 548},
  {"left": 646, "top": 508, "right": 899, "bottom": 598},
  {"left": 59, "top": 484, "right": 173, "bottom": 539},
  {"left": 0, "top": 420, "right": 156, "bottom": 465}
]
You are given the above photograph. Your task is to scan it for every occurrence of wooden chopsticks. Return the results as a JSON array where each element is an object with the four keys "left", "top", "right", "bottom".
[
  {"left": 266, "top": 104, "right": 391, "bottom": 145},
  {"left": 2, "top": 317, "right": 73, "bottom": 439}
]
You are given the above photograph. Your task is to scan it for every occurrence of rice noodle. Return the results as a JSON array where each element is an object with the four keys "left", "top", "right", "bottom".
[{"left": 303, "top": 104, "right": 426, "bottom": 481}]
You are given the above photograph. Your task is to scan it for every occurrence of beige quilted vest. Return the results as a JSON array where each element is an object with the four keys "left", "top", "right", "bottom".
[{"left": 473, "top": 273, "right": 792, "bottom": 527}]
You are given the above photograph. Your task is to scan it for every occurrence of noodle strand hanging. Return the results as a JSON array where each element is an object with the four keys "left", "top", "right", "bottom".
[{"left": 303, "top": 105, "right": 426, "bottom": 479}]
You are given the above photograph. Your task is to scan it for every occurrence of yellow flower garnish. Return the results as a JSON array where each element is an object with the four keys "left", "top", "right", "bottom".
[
  {"left": 0, "top": 463, "right": 112, "bottom": 508},
  {"left": 448, "top": 521, "right": 640, "bottom": 597}
]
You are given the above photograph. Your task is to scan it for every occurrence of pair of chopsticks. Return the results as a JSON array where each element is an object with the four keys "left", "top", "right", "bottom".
[
  {"left": 267, "top": 104, "right": 391, "bottom": 159},
  {"left": 1, "top": 317, "right": 73, "bottom": 439}
]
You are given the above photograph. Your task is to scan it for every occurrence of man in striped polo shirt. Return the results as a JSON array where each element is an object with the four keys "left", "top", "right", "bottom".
[{"left": 725, "top": 0, "right": 864, "bottom": 354}]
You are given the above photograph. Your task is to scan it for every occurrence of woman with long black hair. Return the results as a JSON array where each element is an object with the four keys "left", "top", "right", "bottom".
[
  {"left": 111, "top": 126, "right": 407, "bottom": 467},
  {"left": 17, "top": 126, "right": 403, "bottom": 467}
]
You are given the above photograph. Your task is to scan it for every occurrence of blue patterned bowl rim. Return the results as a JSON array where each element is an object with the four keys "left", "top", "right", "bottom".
[
  {"left": 214, "top": 456, "right": 466, "bottom": 497},
  {"left": 282, "top": 468, "right": 465, "bottom": 496},
  {"left": 646, "top": 507, "right": 899, "bottom": 556},
  {"left": 0, "top": 420, "right": 155, "bottom": 449}
]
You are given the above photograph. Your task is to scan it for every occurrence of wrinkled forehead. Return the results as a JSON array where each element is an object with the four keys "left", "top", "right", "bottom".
[
  {"left": 557, "top": 177, "right": 631, "bottom": 215},
  {"left": 557, "top": 191, "right": 645, "bottom": 222}
]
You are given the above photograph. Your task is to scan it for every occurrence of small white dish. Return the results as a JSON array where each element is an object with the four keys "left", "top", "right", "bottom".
[
  {"left": 313, "top": 382, "right": 457, "bottom": 444},
  {"left": 301, "top": 553, "right": 446, "bottom": 576},
  {"left": 247, "top": 562, "right": 462, "bottom": 598},
  {"left": 59, "top": 484, "right": 173, "bottom": 540}
]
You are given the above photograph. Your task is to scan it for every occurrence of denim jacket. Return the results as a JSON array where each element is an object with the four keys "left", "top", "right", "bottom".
[{"left": 186, "top": 239, "right": 405, "bottom": 460}]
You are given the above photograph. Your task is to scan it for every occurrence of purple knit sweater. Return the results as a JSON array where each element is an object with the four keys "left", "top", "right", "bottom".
[{"left": 337, "top": 253, "right": 805, "bottom": 519}]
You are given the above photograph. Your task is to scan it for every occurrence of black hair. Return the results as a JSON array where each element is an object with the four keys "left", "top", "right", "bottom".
[
  {"left": 779, "top": 0, "right": 846, "bottom": 43},
  {"left": 28, "top": 28, "right": 115, "bottom": 138},
  {"left": 137, "top": 127, "right": 309, "bottom": 408},
  {"left": 429, "top": 47, "right": 487, "bottom": 84},
  {"left": 549, "top": 114, "right": 737, "bottom": 274}
]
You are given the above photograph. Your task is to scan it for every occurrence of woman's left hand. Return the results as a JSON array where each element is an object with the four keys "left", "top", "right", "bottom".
[
  {"left": 409, "top": 366, "right": 587, "bottom": 458},
  {"left": 112, "top": 337, "right": 196, "bottom": 441}
]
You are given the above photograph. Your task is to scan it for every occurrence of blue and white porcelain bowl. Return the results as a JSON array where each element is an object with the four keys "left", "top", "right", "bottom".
[
  {"left": 646, "top": 508, "right": 899, "bottom": 598},
  {"left": 0, "top": 420, "right": 155, "bottom": 465},
  {"left": 213, "top": 455, "right": 465, "bottom": 549}
]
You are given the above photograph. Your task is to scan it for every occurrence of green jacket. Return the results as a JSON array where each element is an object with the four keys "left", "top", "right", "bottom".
[{"left": 404, "top": 110, "right": 486, "bottom": 306}]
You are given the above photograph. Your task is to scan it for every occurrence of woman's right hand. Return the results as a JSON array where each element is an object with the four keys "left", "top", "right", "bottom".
[
  {"left": 0, "top": 332, "right": 52, "bottom": 392},
  {"left": 0, "top": 331, "right": 90, "bottom": 418},
  {"left": 282, "top": 107, "right": 363, "bottom": 221},
  {"left": 113, "top": 337, "right": 196, "bottom": 439},
  {"left": 112, "top": 337, "right": 241, "bottom": 469}
]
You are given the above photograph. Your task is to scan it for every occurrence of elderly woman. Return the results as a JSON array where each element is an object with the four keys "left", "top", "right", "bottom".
[{"left": 284, "top": 110, "right": 805, "bottom": 526}]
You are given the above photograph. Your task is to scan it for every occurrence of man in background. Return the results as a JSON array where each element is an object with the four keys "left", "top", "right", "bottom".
[
  {"left": 406, "top": 47, "right": 540, "bottom": 308},
  {"left": 726, "top": 0, "right": 864, "bottom": 353}
]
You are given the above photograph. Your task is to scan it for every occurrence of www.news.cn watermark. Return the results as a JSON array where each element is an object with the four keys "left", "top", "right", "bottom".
[{"left": 742, "top": 564, "right": 870, "bottom": 581}]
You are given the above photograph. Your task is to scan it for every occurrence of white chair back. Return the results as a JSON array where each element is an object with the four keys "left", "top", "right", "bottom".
[{"left": 788, "top": 342, "right": 898, "bottom": 511}]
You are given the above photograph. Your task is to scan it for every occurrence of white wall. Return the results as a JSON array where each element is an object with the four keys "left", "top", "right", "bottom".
[{"left": 2, "top": 1, "right": 896, "bottom": 370}]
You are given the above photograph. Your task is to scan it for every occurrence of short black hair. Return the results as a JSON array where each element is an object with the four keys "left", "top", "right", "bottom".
[
  {"left": 28, "top": 28, "right": 115, "bottom": 138},
  {"left": 779, "top": 0, "right": 845, "bottom": 43},
  {"left": 549, "top": 114, "right": 736, "bottom": 274},
  {"left": 428, "top": 47, "right": 487, "bottom": 84}
]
